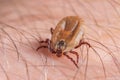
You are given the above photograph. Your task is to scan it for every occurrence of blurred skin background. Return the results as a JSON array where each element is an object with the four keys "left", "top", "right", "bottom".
[{"left": 0, "top": 0, "right": 120, "bottom": 80}]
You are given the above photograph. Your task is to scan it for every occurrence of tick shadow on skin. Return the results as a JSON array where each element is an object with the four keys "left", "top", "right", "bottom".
[
  {"left": 36, "top": 46, "right": 51, "bottom": 57},
  {"left": 35, "top": 42, "right": 59, "bottom": 60},
  {"left": 35, "top": 43, "right": 73, "bottom": 68},
  {"left": 35, "top": 46, "right": 65, "bottom": 67}
]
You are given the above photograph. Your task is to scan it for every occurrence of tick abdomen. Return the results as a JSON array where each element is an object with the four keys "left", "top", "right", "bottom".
[{"left": 51, "top": 16, "right": 84, "bottom": 52}]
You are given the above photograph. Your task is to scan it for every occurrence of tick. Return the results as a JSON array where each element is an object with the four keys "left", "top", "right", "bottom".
[{"left": 36, "top": 16, "right": 91, "bottom": 68}]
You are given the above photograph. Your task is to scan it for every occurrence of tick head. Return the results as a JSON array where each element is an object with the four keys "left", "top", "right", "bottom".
[
  {"left": 56, "top": 40, "right": 67, "bottom": 51},
  {"left": 52, "top": 40, "right": 67, "bottom": 57}
]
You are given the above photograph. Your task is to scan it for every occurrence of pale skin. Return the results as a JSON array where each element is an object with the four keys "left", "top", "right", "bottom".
[{"left": 0, "top": 0, "right": 120, "bottom": 80}]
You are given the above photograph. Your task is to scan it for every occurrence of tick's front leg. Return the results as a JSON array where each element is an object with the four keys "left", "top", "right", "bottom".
[
  {"left": 39, "top": 38, "right": 50, "bottom": 44},
  {"left": 36, "top": 46, "right": 48, "bottom": 51},
  {"left": 75, "top": 41, "right": 91, "bottom": 48},
  {"left": 50, "top": 28, "right": 54, "bottom": 34},
  {"left": 37, "top": 39, "right": 50, "bottom": 51}
]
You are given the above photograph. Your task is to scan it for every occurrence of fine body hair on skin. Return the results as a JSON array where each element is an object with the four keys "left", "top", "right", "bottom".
[{"left": 0, "top": 0, "right": 120, "bottom": 80}]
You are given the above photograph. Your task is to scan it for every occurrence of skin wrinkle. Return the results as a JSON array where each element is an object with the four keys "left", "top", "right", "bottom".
[{"left": 0, "top": 0, "right": 120, "bottom": 80}]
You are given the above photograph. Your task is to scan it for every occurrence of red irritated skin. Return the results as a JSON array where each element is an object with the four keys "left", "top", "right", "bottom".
[{"left": 37, "top": 16, "right": 88, "bottom": 68}]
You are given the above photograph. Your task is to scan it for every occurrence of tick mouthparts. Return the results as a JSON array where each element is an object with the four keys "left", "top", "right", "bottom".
[{"left": 56, "top": 49, "right": 62, "bottom": 53}]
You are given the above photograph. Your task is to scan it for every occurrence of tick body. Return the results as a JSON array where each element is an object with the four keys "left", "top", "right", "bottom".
[{"left": 37, "top": 16, "right": 89, "bottom": 68}]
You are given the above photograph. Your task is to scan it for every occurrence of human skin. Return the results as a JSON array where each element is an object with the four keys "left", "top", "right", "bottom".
[{"left": 0, "top": 0, "right": 120, "bottom": 80}]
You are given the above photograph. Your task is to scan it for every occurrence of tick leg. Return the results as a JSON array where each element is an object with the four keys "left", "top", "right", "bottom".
[
  {"left": 50, "top": 28, "right": 54, "bottom": 34},
  {"left": 37, "top": 39, "right": 51, "bottom": 51},
  {"left": 75, "top": 41, "right": 91, "bottom": 48},
  {"left": 39, "top": 39, "right": 50, "bottom": 43},
  {"left": 63, "top": 53, "right": 79, "bottom": 68},
  {"left": 70, "top": 51, "right": 79, "bottom": 63},
  {"left": 36, "top": 46, "right": 48, "bottom": 51}
]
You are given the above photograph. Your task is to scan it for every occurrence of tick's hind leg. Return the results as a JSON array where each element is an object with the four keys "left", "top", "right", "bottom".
[
  {"left": 63, "top": 53, "right": 79, "bottom": 68},
  {"left": 70, "top": 51, "right": 79, "bottom": 63}
]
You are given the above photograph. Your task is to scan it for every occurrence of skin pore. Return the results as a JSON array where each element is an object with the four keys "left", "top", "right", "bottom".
[{"left": 0, "top": 0, "right": 120, "bottom": 80}]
